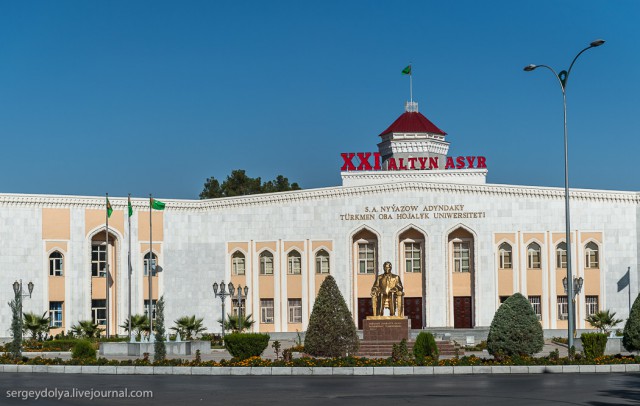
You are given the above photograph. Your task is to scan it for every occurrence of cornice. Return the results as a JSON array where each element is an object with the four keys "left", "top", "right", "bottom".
[{"left": 0, "top": 181, "right": 638, "bottom": 212}]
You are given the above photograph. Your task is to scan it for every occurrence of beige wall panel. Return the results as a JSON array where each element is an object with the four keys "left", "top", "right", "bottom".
[
  {"left": 85, "top": 209, "right": 124, "bottom": 236},
  {"left": 230, "top": 275, "right": 248, "bottom": 289},
  {"left": 138, "top": 212, "right": 164, "bottom": 241},
  {"left": 557, "top": 320, "right": 568, "bottom": 329},
  {"left": 403, "top": 273, "right": 422, "bottom": 297},
  {"left": 48, "top": 276, "right": 65, "bottom": 301},
  {"left": 259, "top": 323, "right": 275, "bottom": 333},
  {"left": 524, "top": 233, "right": 545, "bottom": 244},
  {"left": 284, "top": 242, "right": 304, "bottom": 252},
  {"left": 46, "top": 241, "right": 68, "bottom": 252},
  {"left": 315, "top": 274, "right": 328, "bottom": 295},
  {"left": 142, "top": 277, "right": 159, "bottom": 300},
  {"left": 357, "top": 274, "right": 376, "bottom": 298},
  {"left": 92, "top": 277, "right": 106, "bottom": 300},
  {"left": 228, "top": 242, "right": 249, "bottom": 254},
  {"left": 42, "top": 209, "right": 70, "bottom": 240},
  {"left": 452, "top": 272, "right": 471, "bottom": 296},
  {"left": 581, "top": 232, "right": 602, "bottom": 244},
  {"left": 555, "top": 270, "right": 566, "bottom": 295},
  {"left": 287, "top": 275, "right": 302, "bottom": 298},
  {"left": 552, "top": 232, "right": 577, "bottom": 244},
  {"left": 497, "top": 269, "right": 514, "bottom": 296},
  {"left": 259, "top": 275, "right": 274, "bottom": 297},
  {"left": 255, "top": 241, "right": 277, "bottom": 252},
  {"left": 288, "top": 322, "right": 303, "bottom": 329},
  {"left": 527, "top": 270, "right": 543, "bottom": 295},
  {"left": 494, "top": 233, "right": 516, "bottom": 244},
  {"left": 312, "top": 241, "right": 333, "bottom": 251},
  {"left": 140, "top": 243, "right": 162, "bottom": 254},
  {"left": 50, "top": 327, "right": 64, "bottom": 336},
  {"left": 584, "top": 269, "right": 601, "bottom": 295}
]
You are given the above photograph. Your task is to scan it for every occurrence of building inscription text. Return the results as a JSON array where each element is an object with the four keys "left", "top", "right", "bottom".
[{"left": 340, "top": 204, "right": 486, "bottom": 221}]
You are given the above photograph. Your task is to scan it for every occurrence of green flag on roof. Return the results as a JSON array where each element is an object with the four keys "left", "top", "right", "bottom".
[
  {"left": 128, "top": 196, "right": 133, "bottom": 217},
  {"left": 402, "top": 65, "right": 411, "bottom": 75},
  {"left": 106, "top": 197, "right": 113, "bottom": 218},
  {"left": 151, "top": 198, "right": 165, "bottom": 211}
]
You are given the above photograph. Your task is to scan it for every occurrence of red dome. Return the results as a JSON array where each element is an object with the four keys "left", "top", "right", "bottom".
[{"left": 379, "top": 111, "right": 446, "bottom": 137}]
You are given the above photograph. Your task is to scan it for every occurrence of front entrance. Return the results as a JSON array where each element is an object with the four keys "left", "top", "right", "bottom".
[
  {"left": 404, "top": 297, "right": 423, "bottom": 329},
  {"left": 357, "top": 298, "right": 373, "bottom": 329},
  {"left": 453, "top": 296, "right": 472, "bottom": 328}
]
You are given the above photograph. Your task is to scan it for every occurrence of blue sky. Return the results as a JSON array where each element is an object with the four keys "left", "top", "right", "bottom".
[{"left": 1, "top": 1, "right": 638, "bottom": 199}]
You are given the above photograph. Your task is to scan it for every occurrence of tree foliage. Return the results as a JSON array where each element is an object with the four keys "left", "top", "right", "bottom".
[
  {"left": 304, "top": 275, "right": 359, "bottom": 357},
  {"left": 23, "top": 312, "right": 50, "bottom": 340},
  {"left": 199, "top": 170, "right": 301, "bottom": 199},
  {"left": 7, "top": 290, "right": 23, "bottom": 359},
  {"left": 70, "top": 320, "right": 102, "bottom": 339},
  {"left": 219, "top": 313, "right": 255, "bottom": 334},
  {"left": 585, "top": 310, "right": 622, "bottom": 333},
  {"left": 171, "top": 315, "right": 207, "bottom": 340},
  {"left": 623, "top": 294, "right": 640, "bottom": 352},
  {"left": 154, "top": 296, "right": 166, "bottom": 361},
  {"left": 120, "top": 314, "right": 150, "bottom": 340},
  {"left": 487, "top": 293, "right": 544, "bottom": 357},
  {"left": 413, "top": 331, "right": 439, "bottom": 360}
]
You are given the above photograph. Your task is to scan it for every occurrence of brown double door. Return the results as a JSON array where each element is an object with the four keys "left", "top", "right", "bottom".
[
  {"left": 453, "top": 296, "right": 473, "bottom": 328},
  {"left": 357, "top": 297, "right": 423, "bottom": 329}
]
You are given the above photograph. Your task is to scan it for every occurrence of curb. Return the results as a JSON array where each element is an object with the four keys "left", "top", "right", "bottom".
[{"left": 1, "top": 364, "right": 639, "bottom": 375}]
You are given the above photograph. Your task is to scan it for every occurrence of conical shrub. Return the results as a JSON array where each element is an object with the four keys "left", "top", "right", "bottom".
[
  {"left": 304, "top": 275, "right": 359, "bottom": 357},
  {"left": 623, "top": 294, "right": 640, "bottom": 351},
  {"left": 487, "top": 293, "right": 543, "bottom": 357}
]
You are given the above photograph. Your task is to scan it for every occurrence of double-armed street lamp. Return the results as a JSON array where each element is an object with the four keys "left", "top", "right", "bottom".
[
  {"left": 13, "top": 280, "right": 35, "bottom": 341},
  {"left": 524, "top": 39, "right": 605, "bottom": 349},
  {"left": 212, "top": 281, "right": 249, "bottom": 339}
]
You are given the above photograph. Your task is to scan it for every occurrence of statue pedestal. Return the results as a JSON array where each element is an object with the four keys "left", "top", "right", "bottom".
[{"left": 363, "top": 317, "right": 410, "bottom": 341}]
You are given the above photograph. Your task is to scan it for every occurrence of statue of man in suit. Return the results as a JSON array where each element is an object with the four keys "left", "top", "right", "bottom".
[{"left": 371, "top": 261, "right": 404, "bottom": 316}]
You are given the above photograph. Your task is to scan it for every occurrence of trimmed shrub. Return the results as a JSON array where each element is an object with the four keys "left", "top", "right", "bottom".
[
  {"left": 224, "top": 333, "right": 270, "bottom": 360},
  {"left": 391, "top": 339, "right": 411, "bottom": 362},
  {"left": 623, "top": 294, "right": 640, "bottom": 352},
  {"left": 304, "top": 275, "right": 359, "bottom": 357},
  {"left": 581, "top": 332, "right": 608, "bottom": 359},
  {"left": 413, "top": 332, "right": 439, "bottom": 360},
  {"left": 71, "top": 340, "right": 96, "bottom": 360},
  {"left": 487, "top": 293, "right": 544, "bottom": 357}
]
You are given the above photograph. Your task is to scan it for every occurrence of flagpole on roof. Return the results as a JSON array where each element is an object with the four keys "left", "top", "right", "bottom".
[
  {"left": 128, "top": 194, "right": 132, "bottom": 341},
  {"left": 410, "top": 65, "right": 413, "bottom": 104},
  {"left": 148, "top": 194, "right": 153, "bottom": 337},
  {"left": 105, "top": 193, "right": 110, "bottom": 338}
]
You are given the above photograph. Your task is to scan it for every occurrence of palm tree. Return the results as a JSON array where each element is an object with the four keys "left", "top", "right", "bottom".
[
  {"left": 22, "top": 312, "right": 50, "bottom": 341},
  {"left": 170, "top": 315, "right": 206, "bottom": 340},
  {"left": 218, "top": 313, "right": 255, "bottom": 334},
  {"left": 119, "top": 314, "right": 150, "bottom": 340},
  {"left": 70, "top": 320, "right": 102, "bottom": 339},
  {"left": 586, "top": 310, "right": 623, "bottom": 334}
]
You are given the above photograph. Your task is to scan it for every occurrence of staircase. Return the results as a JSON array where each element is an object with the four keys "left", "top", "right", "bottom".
[{"left": 355, "top": 340, "right": 463, "bottom": 358}]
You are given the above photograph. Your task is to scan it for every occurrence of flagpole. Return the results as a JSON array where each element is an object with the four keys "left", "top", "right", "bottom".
[
  {"left": 410, "top": 69, "right": 413, "bottom": 103},
  {"left": 105, "top": 193, "right": 110, "bottom": 338},
  {"left": 128, "top": 194, "right": 132, "bottom": 341},
  {"left": 148, "top": 194, "right": 153, "bottom": 337}
]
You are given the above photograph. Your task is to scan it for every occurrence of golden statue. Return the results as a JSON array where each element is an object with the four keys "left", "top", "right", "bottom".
[{"left": 370, "top": 261, "right": 404, "bottom": 317}]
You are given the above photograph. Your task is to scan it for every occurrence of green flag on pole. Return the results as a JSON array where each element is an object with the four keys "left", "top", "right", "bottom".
[
  {"left": 106, "top": 197, "right": 113, "bottom": 218},
  {"left": 402, "top": 65, "right": 411, "bottom": 75},
  {"left": 128, "top": 196, "right": 133, "bottom": 217},
  {"left": 151, "top": 198, "right": 165, "bottom": 211}
]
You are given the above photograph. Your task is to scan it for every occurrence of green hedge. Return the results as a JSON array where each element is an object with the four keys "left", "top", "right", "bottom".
[
  {"left": 413, "top": 332, "right": 439, "bottom": 360},
  {"left": 581, "top": 333, "right": 608, "bottom": 359},
  {"left": 224, "top": 333, "right": 270, "bottom": 360},
  {"left": 71, "top": 340, "right": 97, "bottom": 360}
]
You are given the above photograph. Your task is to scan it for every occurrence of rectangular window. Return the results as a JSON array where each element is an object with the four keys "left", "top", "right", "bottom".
[
  {"left": 288, "top": 299, "right": 302, "bottom": 323},
  {"left": 316, "top": 254, "right": 330, "bottom": 274},
  {"left": 404, "top": 243, "right": 422, "bottom": 273},
  {"left": 288, "top": 256, "right": 301, "bottom": 275},
  {"left": 231, "top": 299, "right": 240, "bottom": 317},
  {"left": 91, "top": 244, "right": 107, "bottom": 277},
  {"left": 586, "top": 296, "right": 599, "bottom": 317},
  {"left": 143, "top": 257, "right": 157, "bottom": 276},
  {"left": 528, "top": 249, "right": 541, "bottom": 269},
  {"left": 499, "top": 250, "right": 512, "bottom": 269},
  {"left": 556, "top": 250, "right": 567, "bottom": 269},
  {"left": 260, "top": 255, "right": 274, "bottom": 275},
  {"left": 260, "top": 299, "right": 274, "bottom": 324},
  {"left": 49, "top": 255, "right": 63, "bottom": 276},
  {"left": 585, "top": 249, "right": 599, "bottom": 269},
  {"left": 358, "top": 243, "right": 375, "bottom": 274},
  {"left": 49, "top": 301, "right": 63, "bottom": 328},
  {"left": 557, "top": 296, "right": 568, "bottom": 320},
  {"left": 453, "top": 242, "right": 470, "bottom": 273},
  {"left": 529, "top": 296, "right": 542, "bottom": 321},
  {"left": 91, "top": 299, "right": 106, "bottom": 325},
  {"left": 144, "top": 299, "right": 157, "bottom": 321},
  {"left": 232, "top": 257, "right": 245, "bottom": 275}
]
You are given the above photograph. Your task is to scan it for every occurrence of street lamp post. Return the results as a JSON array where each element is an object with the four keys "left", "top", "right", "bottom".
[
  {"left": 524, "top": 39, "right": 605, "bottom": 349},
  {"left": 563, "top": 276, "right": 584, "bottom": 339},
  {"left": 212, "top": 280, "right": 234, "bottom": 339},
  {"left": 235, "top": 285, "right": 249, "bottom": 319},
  {"left": 12, "top": 280, "right": 35, "bottom": 342}
]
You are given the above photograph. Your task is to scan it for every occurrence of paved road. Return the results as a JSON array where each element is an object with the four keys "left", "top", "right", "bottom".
[{"left": 1, "top": 373, "right": 639, "bottom": 405}]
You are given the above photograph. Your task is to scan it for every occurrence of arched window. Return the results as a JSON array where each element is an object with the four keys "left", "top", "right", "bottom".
[
  {"left": 404, "top": 242, "right": 422, "bottom": 273},
  {"left": 288, "top": 250, "right": 301, "bottom": 275},
  {"left": 144, "top": 252, "right": 158, "bottom": 276},
  {"left": 498, "top": 243, "right": 512, "bottom": 269},
  {"left": 260, "top": 251, "right": 274, "bottom": 275},
  {"left": 556, "top": 242, "right": 567, "bottom": 269},
  {"left": 49, "top": 251, "right": 64, "bottom": 276},
  {"left": 91, "top": 243, "right": 107, "bottom": 277},
  {"left": 315, "top": 250, "right": 330, "bottom": 274},
  {"left": 453, "top": 241, "right": 471, "bottom": 273},
  {"left": 232, "top": 252, "right": 245, "bottom": 275},
  {"left": 585, "top": 242, "right": 599, "bottom": 268},
  {"left": 527, "top": 243, "right": 541, "bottom": 269},
  {"left": 358, "top": 243, "right": 376, "bottom": 274}
]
